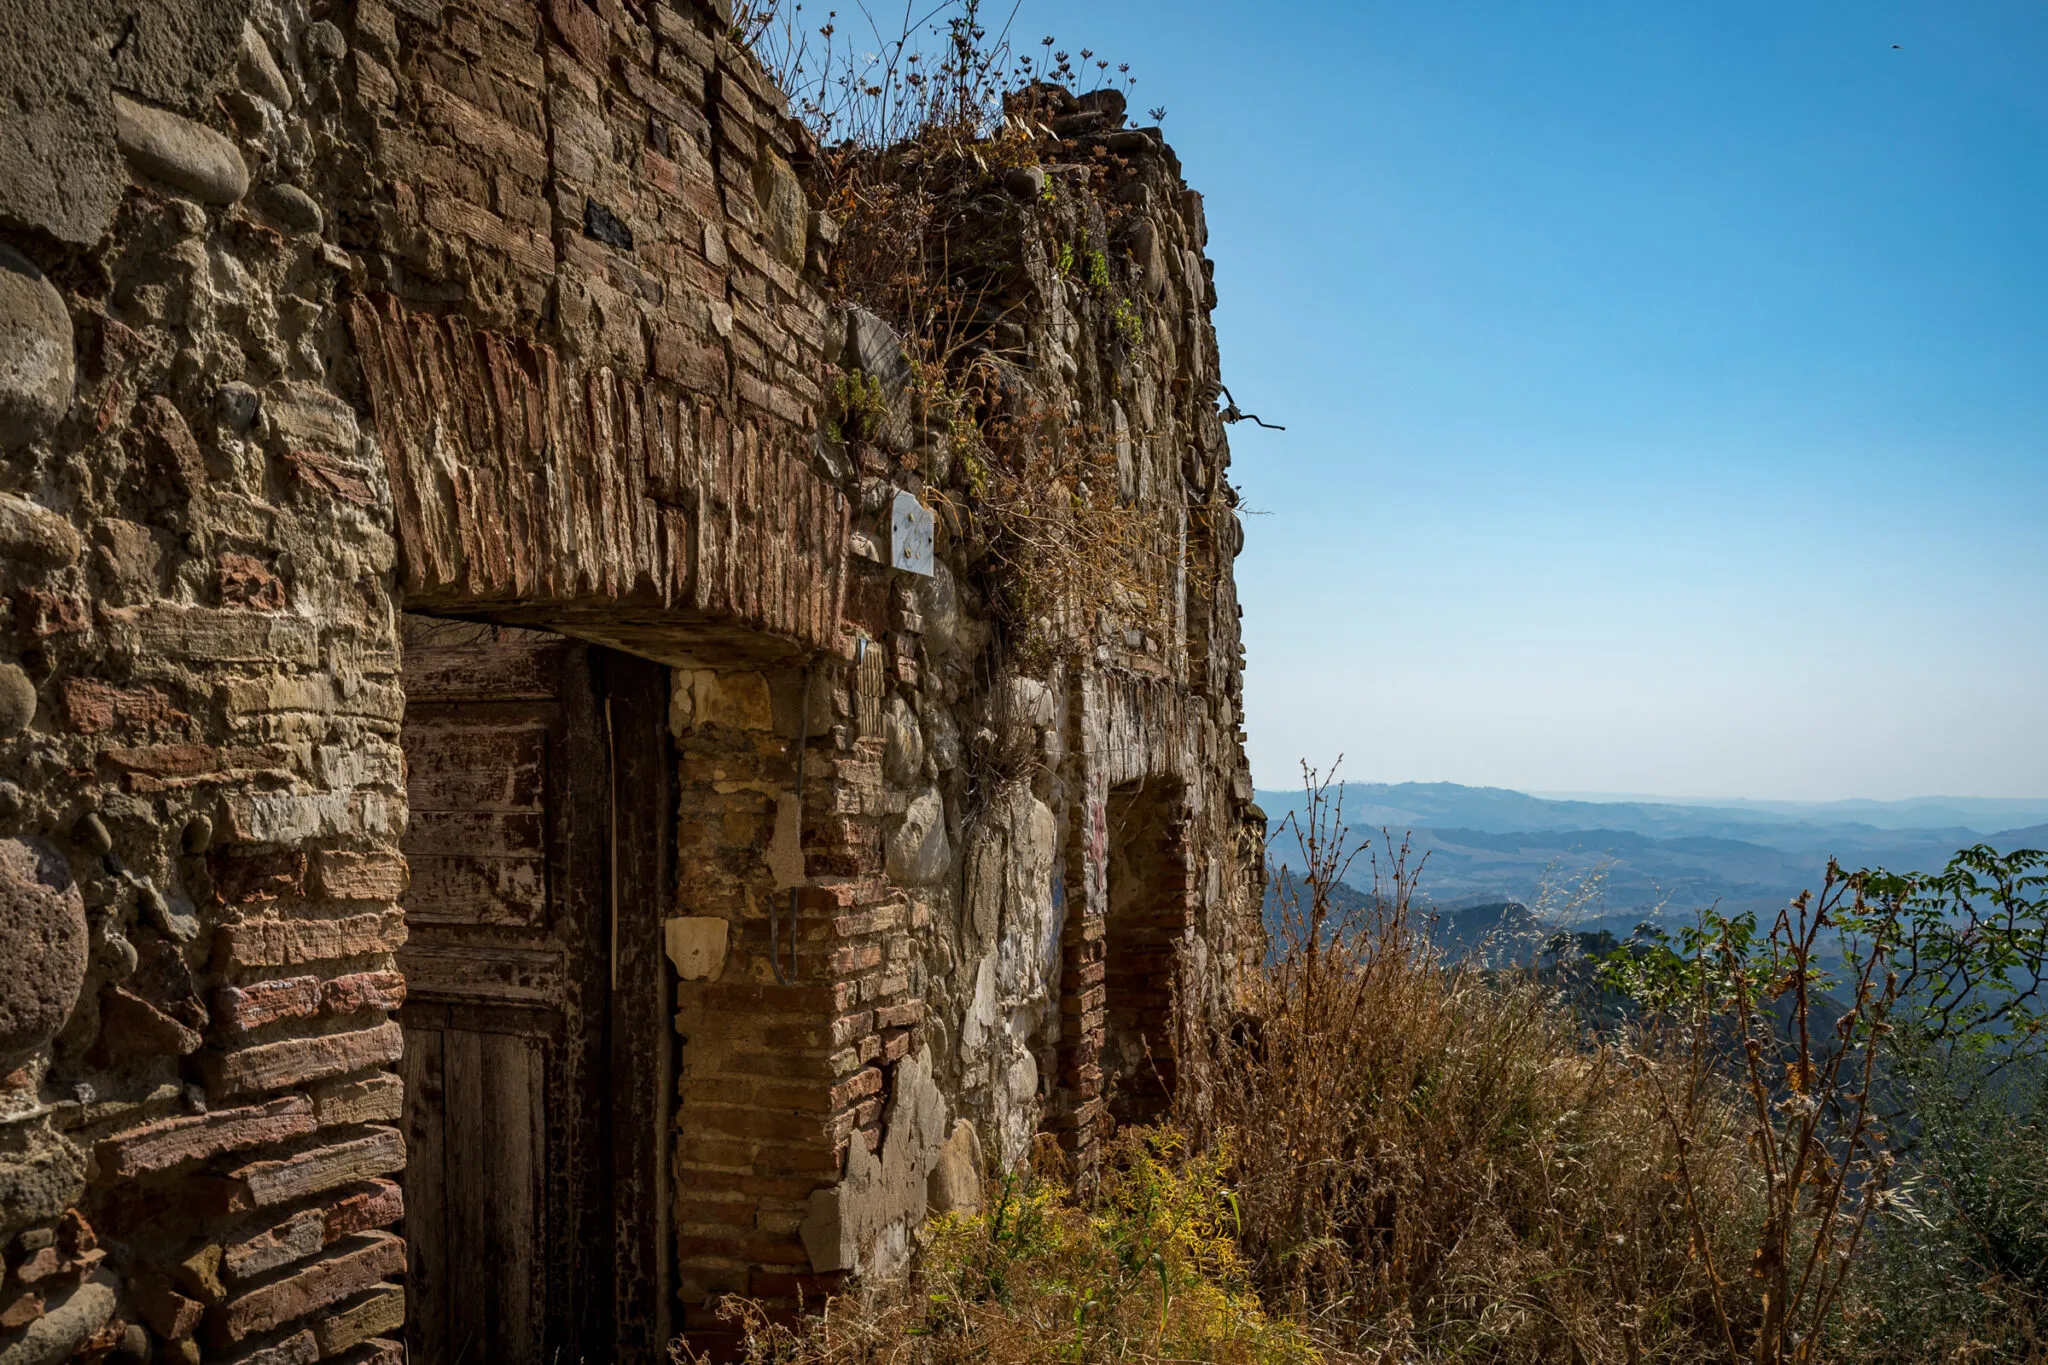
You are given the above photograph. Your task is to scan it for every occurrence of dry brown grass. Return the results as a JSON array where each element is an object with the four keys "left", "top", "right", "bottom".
[
  {"left": 1176, "top": 768, "right": 1766, "bottom": 1364},
  {"left": 676, "top": 1132, "right": 1328, "bottom": 1365}
]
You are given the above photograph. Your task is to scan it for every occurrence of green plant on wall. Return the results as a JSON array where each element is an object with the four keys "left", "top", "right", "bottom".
[
  {"left": 827, "top": 368, "right": 888, "bottom": 444},
  {"left": 1113, "top": 297, "right": 1143, "bottom": 346},
  {"left": 1085, "top": 248, "right": 1111, "bottom": 292}
]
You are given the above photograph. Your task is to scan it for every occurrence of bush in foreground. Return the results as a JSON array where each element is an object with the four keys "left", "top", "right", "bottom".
[
  {"left": 1179, "top": 772, "right": 1761, "bottom": 1363},
  {"left": 684, "top": 1131, "right": 1318, "bottom": 1365}
]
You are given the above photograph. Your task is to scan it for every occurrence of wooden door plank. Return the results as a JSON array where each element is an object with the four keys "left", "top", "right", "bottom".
[
  {"left": 399, "top": 1025, "right": 447, "bottom": 1365},
  {"left": 404, "top": 722, "right": 547, "bottom": 810},
  {"left": 405, "top": 852, "right": 549, "bottom": 927},
  {"left": 440, "top": 1027, "right": 493, "bottom": 1364},
  {"left": 554, "top": 642, "right": 615, "bottom": 1357},
  {"left": 403, "top": 809, "right": 547, "bottom": 857},
  {"left": 483, "top": 1031, "right": 546, "bottom": 1363},
  {"left": 606, "top": 652, "right": 675, "bottom": 1355}
]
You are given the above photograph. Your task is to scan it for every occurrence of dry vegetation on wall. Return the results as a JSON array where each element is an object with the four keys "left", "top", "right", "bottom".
[{"left": 736, "top": 0, "right": 1196, "bottom": 668}]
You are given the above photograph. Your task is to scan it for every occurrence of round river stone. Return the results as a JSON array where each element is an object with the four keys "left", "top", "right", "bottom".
[
  {"left": 0, "top": 245, "right": 74, "bottom": 451},
  {"left": 111, "top": 93, "right": 250, "bottom": 206},
  {"left": 0, "top": 837, "right": 88, "bottom": 1073},
  {"left": 0, "top": 663, "right": 34, "bottom": 737}
]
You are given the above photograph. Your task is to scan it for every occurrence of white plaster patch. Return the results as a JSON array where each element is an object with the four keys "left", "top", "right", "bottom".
[
  {"left": 957, "top": 785, "right": 1063, "bottom": 1168},
  {"left": 665, "top": 917, "right": 728, "bottom": 981},
  {"left": 885, "top": 786, "right": 950, "bottom": 886},
  {"left": 670, "top": 669, "right": 773, "bottom": 734},
  {"left": 800, "top": 1049, "right": 950, "bottom": 1276},
  {"left": 767, "top": 794, "right": 804, "bottom": 890}
]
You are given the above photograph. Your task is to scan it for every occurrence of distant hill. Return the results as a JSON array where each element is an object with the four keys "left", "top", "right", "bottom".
[
  {"left": 1255, "top": 782, "right": 2048, "bottom": 925},
  {"left": 1534, "top": 793, "right": 2048, "bottom": 834}
]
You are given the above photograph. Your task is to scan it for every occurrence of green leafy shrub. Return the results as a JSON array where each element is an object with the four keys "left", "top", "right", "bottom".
[{"left": 826, "top": 369, "right": 888, "bottom": 444}]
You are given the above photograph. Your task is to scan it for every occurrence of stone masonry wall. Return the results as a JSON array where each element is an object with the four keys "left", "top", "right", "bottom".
[{"left": 0, "top": 2, "right": 1259, "bottom": 1359}]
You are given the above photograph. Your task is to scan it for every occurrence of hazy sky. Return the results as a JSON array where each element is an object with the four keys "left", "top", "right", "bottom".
[{"left": 1005, "top": 0, "right": 2048, "bottom": 801}]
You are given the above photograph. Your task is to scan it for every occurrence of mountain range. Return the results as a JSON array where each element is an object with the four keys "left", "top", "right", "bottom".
[{"left": 1254, "top": 782, "right": 2048, "bottom": 928}]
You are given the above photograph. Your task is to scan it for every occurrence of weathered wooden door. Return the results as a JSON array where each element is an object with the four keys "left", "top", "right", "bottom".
[{"left": 396, "top": 617, "right": 674, "bottom": 1363}]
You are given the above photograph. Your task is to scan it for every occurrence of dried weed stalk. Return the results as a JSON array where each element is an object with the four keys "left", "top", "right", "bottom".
[
  {"left": 1182, "top": 765, "right": 1761, "bottom": 1364},
  {"left": 743, "top": 1, "right": 1178, "bottom": 665}
]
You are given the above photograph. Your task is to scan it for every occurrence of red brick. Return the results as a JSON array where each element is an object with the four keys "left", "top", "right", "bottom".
[
  {"left": 827, "top": 1011, "right": 873, "bottom": 1047},
  {"left": 826, "top": 944, "right": 882, "bottom": 975},
  {"left": 827, "top": 1064, "right": 884, "bottom": 1113},
  {"left": 215, "top": 977, "right": 323, "bottom": 1033},
  {"left": 98, "top": 1097, "right": 316, "bottom": 1179},
  {"left": 134, "top": 1276, "right": 204, "bottom": 1340},
  {"left": 422, "top": 190, "right": 555, "bottom": 274},
  {"left": 313, "top": 1285, "right": 404, "bottom": 1355},
  {"left": 652, "top": 323, "right": 730, "bottom": 392},
  {"left": 0, "top": 1289, "right": 42, "bottom": 1329},
  {"left": 334, "top": 1336, "right": 403, "bottom": 1365},
  {"left": 311, "top": 851, "right": 409, "bottom": 901},
  {"left": 223, "top": 1208, "right": 325, "bottom": 1282},
  {"left": 544, "top": 0, "right": 608, "bottom": 71},
  {"left": 309, "top": 1074, "right": 403, "bottom": 1128},
  {"left": 96, "top": 986, "right": 203, "bottom": 1059},
  {"left": 100, "top": 743, "right": 219, "bottom": 779},
  {"left": 321, "top": 971, "right": 406, "bottom": 1017},
  {"left": 220, "top": 1328, "right": 317, "bottom": 1364},
  {"left": 215, "top": 911, "right": 407, "bottom": 969},
  {"left": 278, "top": 448, "right": 379, "bottom": 507},
  {"left": 201, "top": 1021, "right": 406, "bottom": 1097},
  {"left": 56, "top": 678, "right": 186, "bottom": 734},
  {"left": 209, "top": 849, "right": 309, "bottom": 906},
  {"left": 211, "top": 1232, "right": 406, "bottom": 1344},
  {"left": 214, "top": 1129, "right": 406, "bottom": 1213},
  {"left": 873, "top": 1001, "right": 923, "bottom": 1029},
  {"left": 324, "top": 1180, "right": 405, "bottom": 1241},
  {"left": 14, "top": 587, "right": 87, "bottom": 638},
  {"left": 216, "top": 553, "right": 286, "bottom": 610},
  {"left": 692, "top": 1106, "right": 827, "bottom": 1144},
  {"left": 223, "top": 1180, "right": 403, "bottom": 1284},
  {"left": 676, "top": 1197, "right": 755, "bottom": 1228}
]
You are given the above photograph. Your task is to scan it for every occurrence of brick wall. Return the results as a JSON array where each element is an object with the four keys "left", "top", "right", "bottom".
[{"left": 0, "top": 2, "right": 1262, "bottom": 1359}]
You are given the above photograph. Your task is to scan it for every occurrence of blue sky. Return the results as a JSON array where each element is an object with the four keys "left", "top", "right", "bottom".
[{"left": 1010, "top": 0, "right": 2048, "bottom": 800}]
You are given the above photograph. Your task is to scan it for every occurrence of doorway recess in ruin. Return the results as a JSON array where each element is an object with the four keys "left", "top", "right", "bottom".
[
  {"left": 395, "top": 616, "right": 676, "bottom": 1362},
  {"left": 1102, "top": 778, "right": 1196, "bottom": 1127}
]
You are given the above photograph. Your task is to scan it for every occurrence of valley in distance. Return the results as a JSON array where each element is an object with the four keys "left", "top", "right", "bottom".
[{"left": 1257, "top": 780, "right": 2048, "bottom": 944}]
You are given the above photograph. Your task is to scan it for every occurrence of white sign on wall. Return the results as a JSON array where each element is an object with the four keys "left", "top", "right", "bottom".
[{"left": 890, "top": 489, "right": 935, "bottom": 577}]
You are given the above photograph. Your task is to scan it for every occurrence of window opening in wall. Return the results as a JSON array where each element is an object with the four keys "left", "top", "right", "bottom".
[{"left": 1101, "top": 777, "right": 1193, "bottom": 1129}]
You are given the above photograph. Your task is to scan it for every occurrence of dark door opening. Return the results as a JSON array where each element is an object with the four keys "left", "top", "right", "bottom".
[
  {"left": 1102, "top": 778, "right": 1193, "bottom": 1128},
  {"left": 395, "top": 617, "right": 674, "bottom": 1363}
]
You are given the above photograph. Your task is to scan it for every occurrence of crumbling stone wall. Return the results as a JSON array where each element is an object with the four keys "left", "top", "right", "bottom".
[{"left": 0, "top": 1, "right": 1259, "bottom": 1359}]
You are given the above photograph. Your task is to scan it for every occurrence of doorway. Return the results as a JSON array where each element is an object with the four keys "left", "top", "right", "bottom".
[
  {"left": 1102, "top": 778, "right": 1193, "bottom": 1127},
  {"left": 395, "top": 616, "right": 674, "bottom": 1362}
]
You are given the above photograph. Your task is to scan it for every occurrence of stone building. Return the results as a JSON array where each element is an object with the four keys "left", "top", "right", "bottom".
[{"left": 0, "top": 0, "right": 1258, "bottom": 1360}]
